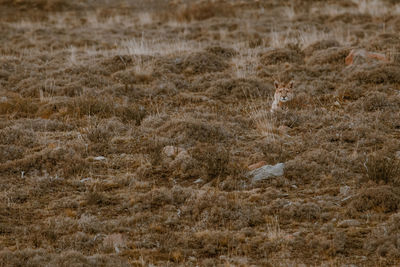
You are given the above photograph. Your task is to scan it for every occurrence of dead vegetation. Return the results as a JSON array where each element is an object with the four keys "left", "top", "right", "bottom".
[{"left": 1, "top": 0, "right": 400, "bottom": 266}]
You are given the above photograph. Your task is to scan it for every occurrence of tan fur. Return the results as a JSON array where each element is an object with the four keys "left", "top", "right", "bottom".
[{"left": 271, "top": 81, "right": 294, "bottom": 112}]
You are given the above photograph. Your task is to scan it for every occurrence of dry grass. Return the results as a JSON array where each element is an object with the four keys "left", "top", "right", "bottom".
[
  {"left": 2, "top": 0, "right": 400, "bottom": 266},
  {"left": 247, "top": 103, "right": 283, "bottom": 140},
  {"left": 269, "top": 27, "right": 351, "bottom": 49},
  {"left": 122, "top": 37, "right": 201, "bottom": 56},
  {"left": 364, "top": 151, "right": 400, "bottom": 184}
]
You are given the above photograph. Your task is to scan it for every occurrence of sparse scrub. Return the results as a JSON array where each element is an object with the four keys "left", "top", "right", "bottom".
[
  {"left": 351, "top": 186, "right": 400, "bottom": 212},
  {"left": 173, "top": 1, "right": 235, "bottom": 22},
  {"left": 364, "top": 151, "right": 400, "bottom": 184},
  {"left": 190, "top": 143, "right": 231, "bottom": 181},
  {"left": 2, "top": 0, "right": 400, "bottom": 265},
  {"left": 247, "top": 103, "right": 281, "bottom": 140},
  {"left": 157, "top": 117, "right": 229, "bottom": 145},
  {"left": 260, "top": 48, "right": 304, "bottom": 65}
]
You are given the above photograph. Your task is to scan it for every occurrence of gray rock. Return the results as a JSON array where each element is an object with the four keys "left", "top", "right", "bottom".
[{"left": 248, "top": 163, "right": 284, "bottom": 182}]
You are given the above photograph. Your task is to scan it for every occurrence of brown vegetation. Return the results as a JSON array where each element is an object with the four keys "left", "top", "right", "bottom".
[{"left": 1, "top": 0, "right": 400, "bottom": 266}]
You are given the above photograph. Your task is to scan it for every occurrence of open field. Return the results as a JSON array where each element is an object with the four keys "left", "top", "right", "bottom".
[{"left": 1, "top": 0, "right": 400, "bottom": 266}]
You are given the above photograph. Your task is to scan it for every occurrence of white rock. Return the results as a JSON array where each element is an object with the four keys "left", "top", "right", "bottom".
[
  {"left": 94, "top": 156, "right": 106, "bottom": 161},
  {"left": 248, "top": 163, "right": 285, "bottom": 182}
]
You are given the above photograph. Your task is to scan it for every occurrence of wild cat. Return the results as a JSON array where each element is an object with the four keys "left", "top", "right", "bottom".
[{"left": 270, "top": 80, "right": 294, "bottom": 112}]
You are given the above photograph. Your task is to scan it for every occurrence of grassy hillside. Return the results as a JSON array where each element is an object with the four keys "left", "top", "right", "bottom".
[{"left": 1, "top": 0, "right": 400, "bottom": 265}]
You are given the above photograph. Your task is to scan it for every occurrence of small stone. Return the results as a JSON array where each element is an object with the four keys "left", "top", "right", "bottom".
[
  {"left": 194, "top": 178, "right": 203, "bottom": 184},
  {"left": 338, "top": 219, "right": 361, "bottom": 228},
  {"left": 94, "top": 156, "right": 106, "bottom": 161},
  {"left": 396, "top": 151, "right": 400, "bottom": 159},
  {"left": 247, "top": 163, "right": 285, "bottom": 182}
]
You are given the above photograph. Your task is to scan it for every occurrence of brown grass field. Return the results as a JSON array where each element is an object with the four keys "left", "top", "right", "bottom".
[{"left": 1, "top": 0, "right": 400, "bottom": 266}]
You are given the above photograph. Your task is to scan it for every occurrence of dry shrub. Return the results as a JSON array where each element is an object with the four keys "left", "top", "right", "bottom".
[
  {"left": 102, "top": 233, "right": 128, "bottom": 253},
  {"left": 365, "top": 213, "right": 400, "bottom": 258},
  {"left": 272, "top": 200, "right": 321, "bottom": 222},
  {"left": 132, "top": 187, "right": 173, "bottom": 211},
  {"left": 259, "top": 139, "right": 295, "bottom": 164},
  {"left": 361, "top": 92, "right": 400, "bottom": 112},
  {"left": 303, "top": 40, "right": 341, "bottom": 57},
  {"left": 183, "top": 190, "right": 264, "bottom": 230},
  {"left": 336, "top": 83, "right": 364, "bottom": 101},
  {"left": 86, "top": 124, "right": 112, "bottom": 144},
  {"left": 29, "top": 178, "right": 66, "bottom": 198},
  {"left": 364, "top": 151, "right": 400, "bottom": 184},
  {"left": 85, "top": 190, "right": 116, "bottom": 206},
  {"left": 174, "top": 1, "right": 235, "bottom": 22},
  {"left": 260, "top": 48, "right": 304, "bottom": 65},
  {"left": 116, "top": 105, "right": 147, "bottom": 125},
  {"left": 328, "top": 13, "right": 371, "bottom": 24},
  {"left": 158, "top": 118, "right": 229, "bottom": 145},
  {"left": 0, "top": 249, "right": 51, "bottom": 267},
  {"left": 72, "top": 96, "right": 114, "bottom": 118},
  {"left": 346, "top": 63, "right": 400, "bottom": 84},
  {"left": 0, "top": 96, "right": 38, "bottom": 117},
  {"left": 69, "top": 96, "right": 146, "bottom": 123},
  {"left": 272, "top": 109, "right": 305, "bottom": 128},
  {"left": 142, "top": 138, "right": 166, "bottom": 166},
  {"left": 351, "top": 186, "right": 400, "bottom": 212},
  {"left": 0, "top": 145, "right": 24, "bottom": 163},
  {"left": 133, "top": 186, "right": 192, "bottom": 214},
  {"left": 0, "top": 0, "right": 73, "bottom": 11},
  {"left": 14, "top": 118, "right": 72, "bottom": 132},
  {"left": 58, "top": 231, "right": 99, "bottom": 253},
  {"left": 190, "top": 143, "right": 231, "bottom": 181},
  {"left": 207, "top": 78, "right": 271, "bottom": 99},
  {"left": 51, "top": 250, "right": 130, "bottom": 266},
  {"left": 206, "top": 46, "right": 237, "bottom": 59},
  {"left": 78, "top": 214, "right": 103, "bottom": 234},
  {"left": 100, "top": 55, "right": 135, "bottom": 75},
  {"left": 160, "top": 51, "right": 229, "bottom": 76},
  {"left": 0, "top": 127, "right": 36, "bottom": 147},
  {"left": 0, "top": 146, "right": 87, "bottom": 177},
  {"left": 111, "top": 68, "right": 153, "bottom": 85},
  {"left": 367, "top": 33, "right": 400, "bottom": 51},
  {"left": 248, "top": 104, "right": 282, "bottom": 139},
  {"left": 284, "top": 157, "right": 323, "bottom": 182},
  {"left": 191, "top": 230, "right": 236, "bottom": 257},
  {"left": 307, "top": 47, "right": 351, "bottom": 65}
]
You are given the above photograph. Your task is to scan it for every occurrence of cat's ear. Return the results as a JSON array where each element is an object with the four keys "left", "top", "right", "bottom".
[
  {"left": 287, "top": 81, "right": 294, "bottom": 89},
  {"left": 274, "top": 80, "right": 279, "bottom": 89}
]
